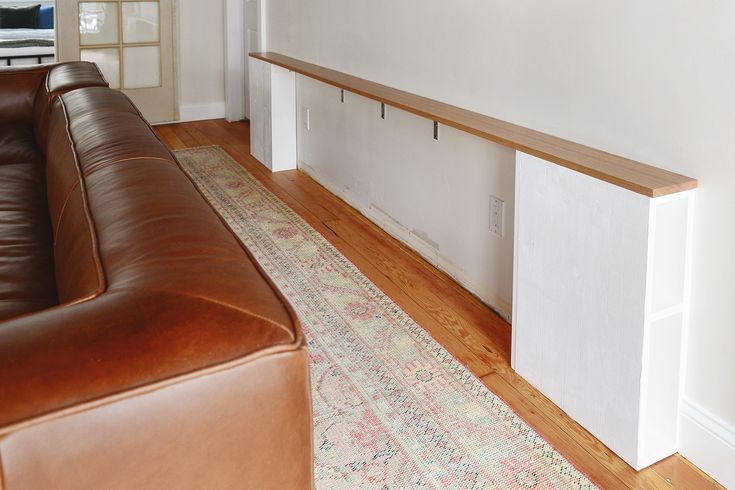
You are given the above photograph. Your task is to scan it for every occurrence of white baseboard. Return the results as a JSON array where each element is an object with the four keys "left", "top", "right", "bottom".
[
  {"left": 178, "top": 101, "right": 226, "bottom": 122},
  {"left": 679, "top": 398, "right": 735, "bottom": 488},
  {"left": 299, "top": 161, "right": 513, "bottom": 322}
]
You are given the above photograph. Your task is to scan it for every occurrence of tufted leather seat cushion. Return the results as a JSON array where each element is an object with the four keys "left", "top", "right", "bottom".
[
  {"left": 0, "top": 123, "right": 43, "bottom": 165},
  {"left": 0, "top": 163, "right": 56, "bottom": 321},
  {"left": 0, "top": 64, "right": 105, "bottom": 322}
]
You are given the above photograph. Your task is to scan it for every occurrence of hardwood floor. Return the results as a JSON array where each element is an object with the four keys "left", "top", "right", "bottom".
[{"left": 155, "top": 119, "right": 723, "bottom": 490}]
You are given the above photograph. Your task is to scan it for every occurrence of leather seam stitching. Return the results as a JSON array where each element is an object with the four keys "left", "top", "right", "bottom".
[
  {"left": 0, "top": 342, "right": 306, "bottom": 436},
  {"left": 82, "top": 156, "right": 177, "bottom": 179},
  {"left": 111, "top": 286, "right": 296, "bottom": 341},
  {"left": 57, "top": 96, "right": 108, "bottom": 299},
  {"left": 51, "top": 158, "right": 175, "bottom": 243},
  {"left": 53, "top": 181, "right": 80, "bottom": 242}
]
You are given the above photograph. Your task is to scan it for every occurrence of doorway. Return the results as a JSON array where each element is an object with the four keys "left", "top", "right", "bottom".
[{"left": 56, "top": 0, "right": 177, "bottom": 123}]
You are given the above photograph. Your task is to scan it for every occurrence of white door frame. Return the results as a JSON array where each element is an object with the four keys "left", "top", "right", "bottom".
[{"left": 224, "top": 0, "right": 266, "bottom": 121}]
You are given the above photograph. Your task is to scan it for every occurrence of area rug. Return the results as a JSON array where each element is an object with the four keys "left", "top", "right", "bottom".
[{"left": 174, "top": 146, "right": 598, "bottom": 490}]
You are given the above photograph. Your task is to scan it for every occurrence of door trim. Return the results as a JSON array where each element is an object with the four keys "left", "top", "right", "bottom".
[{"left": 224, "top": 0, "right": 265, "bottom": 121}]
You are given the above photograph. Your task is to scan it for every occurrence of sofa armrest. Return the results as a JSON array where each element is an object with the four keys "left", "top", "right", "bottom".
[
  {"left": 0, "top": 288, "right": 302, "bottom": 433},
  {"left": 0, "top": 290, "right": 313, "bottom": 489}
]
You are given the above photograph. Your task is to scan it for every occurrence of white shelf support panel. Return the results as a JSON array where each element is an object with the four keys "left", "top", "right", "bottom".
[
  {"left": 248, "top": 56, "right": 297, "bottom": 172},
  {"left": 512, "top": 151, "right": 695, "bottom": 470}
]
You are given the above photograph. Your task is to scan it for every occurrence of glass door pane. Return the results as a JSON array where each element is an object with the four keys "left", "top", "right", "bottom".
[
  {"left": 79, "top": 2, "right": 119, "bottom": 45},
  {"left": 80, "top": 47, "right": 121, "bottom": 88},
  {"left": 122, "top": 2, "right": 160, "bottom": 43},
  {"left": 123, "top": 45, "right": 161, "bottom": 88}
]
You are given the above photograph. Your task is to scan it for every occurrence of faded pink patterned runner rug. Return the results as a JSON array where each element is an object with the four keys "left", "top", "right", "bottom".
[{"left": 175, "top": 146, "right": 597, "bottom": 490}]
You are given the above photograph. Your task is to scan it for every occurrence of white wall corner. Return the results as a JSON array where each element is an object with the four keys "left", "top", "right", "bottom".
[
  {"left": 679, "top": 398, "right": 735, "bottom": 489},
  {"left": 178, "top": 102, "right": 227, "bottom": 123}
]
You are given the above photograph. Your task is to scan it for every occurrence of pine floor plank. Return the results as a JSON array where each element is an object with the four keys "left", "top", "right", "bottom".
[
  {"left": 154, "top": 119, "right": 724, "bottom": 490},
  {"left": 650, "top": 455, "right": 723, "bottom": 490},
  {"left": 153, "top": 124, "right": 186, "bottom": 149}
]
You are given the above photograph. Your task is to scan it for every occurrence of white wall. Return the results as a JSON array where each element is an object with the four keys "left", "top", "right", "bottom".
[
  {"left": 177, "top": 0, "right": 226, "bottom": 121},
  {"left": 297, "top": 77, "right": 516, "bottom": 317},
  {"left": 268, "top": 0, "right": 735, "bottom": 484}
]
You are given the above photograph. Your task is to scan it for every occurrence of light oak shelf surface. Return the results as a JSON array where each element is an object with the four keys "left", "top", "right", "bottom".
[{"left": 250, "top": 52, "right": 697, "bottom": 197}]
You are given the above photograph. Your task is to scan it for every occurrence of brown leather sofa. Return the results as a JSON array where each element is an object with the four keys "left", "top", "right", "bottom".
[{"left": 0, "top": 63, "right": 313, "bottom": 489}]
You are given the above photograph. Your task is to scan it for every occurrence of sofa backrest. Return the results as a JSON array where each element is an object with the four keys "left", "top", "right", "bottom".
[
  {"left": 44, "top": 86, "right": 297, "bottom": 330},
  {"left": 33, "top": 62, "right": 109, "bottom": 153},
  {"left": 0, "top": 65, "right": 49, "bottom": 125},
  {"left": 0, "top": 62, "right": 107, "bottom": 142}
]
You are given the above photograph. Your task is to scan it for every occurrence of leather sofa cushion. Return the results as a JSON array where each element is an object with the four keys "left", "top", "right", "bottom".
[
  {"left": 0, "top": 122, "right": 43, "bottom": 165},
  {"left": 0, "top": 66, "right": 47, "bottom": 125},
  {"left": 0, "top": 163, "right": 57, "bottom": 321}
]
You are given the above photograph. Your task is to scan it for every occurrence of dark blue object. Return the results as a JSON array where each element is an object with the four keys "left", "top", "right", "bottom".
[{"left": 37, "top": 5, "right": 54, "bottom": 29}]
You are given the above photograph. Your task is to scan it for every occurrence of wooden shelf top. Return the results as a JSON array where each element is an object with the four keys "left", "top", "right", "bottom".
[{"left": 250, "top": 52, "right": 697, "bottom": 197}]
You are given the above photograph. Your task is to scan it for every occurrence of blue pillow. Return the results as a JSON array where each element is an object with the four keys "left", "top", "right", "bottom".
[{"left": 37, "top": 5, "right": 53, "bottom": 29}]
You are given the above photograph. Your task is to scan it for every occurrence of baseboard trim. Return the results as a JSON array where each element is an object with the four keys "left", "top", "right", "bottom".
[
  {"left": 178, "top": 102, "right": 226, "bottom": 122},
  {"left": 679, "top": 397, "right": 735, "bottom": 488},
  {"left": 299, "top": 161, "right": 513, "bottom": 322}
]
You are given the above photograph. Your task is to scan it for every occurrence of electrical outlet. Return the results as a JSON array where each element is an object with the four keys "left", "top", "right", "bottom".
[
  {"left": 304, "top": 108, "right": 311, "bottom": 130},
  {"left": 490, "top": 196, "right": 505, "bottom": 237}
]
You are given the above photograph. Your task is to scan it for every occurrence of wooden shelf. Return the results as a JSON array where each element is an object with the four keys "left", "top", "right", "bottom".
[{"left": 250, "top": 52, "right": 697, "bottom": 197}]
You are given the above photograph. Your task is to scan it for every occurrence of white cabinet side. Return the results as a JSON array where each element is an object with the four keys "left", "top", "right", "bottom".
[
  {"left": 269, "top": 65, "right": 297, "bottom": 171},
  {"left": 248, "top": 56, "right": 271, "bottom": 167},
  {"left": 513, "top": 151, "right": 651, "bottom": 468}
]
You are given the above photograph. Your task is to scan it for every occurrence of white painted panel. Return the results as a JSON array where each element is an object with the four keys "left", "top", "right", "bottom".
[
  {"left": 513, "top": 151, "right": 650, "bottom": 467},
  {"left": 639, "top": 313, "right": 683, "bottom": 466},
  {"left": 269, "top": 65, "right": 297, "bottom": 172},
  {"left": 248, "top": 56, "right": 270, "bottom": 166},
  {"left": 248, "top": 60, "right": 296, "bottom": 172},
  {"left": 650, "top": 197, "right": 690, "bottom": 314},
  {"left": 296, "top": 75, "right": 516, "bottom": 318}
]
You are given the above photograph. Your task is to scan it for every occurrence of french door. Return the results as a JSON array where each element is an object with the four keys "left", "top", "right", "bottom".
[{"left": 56, "top": 0, "right": 177, "bottom": 123}]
